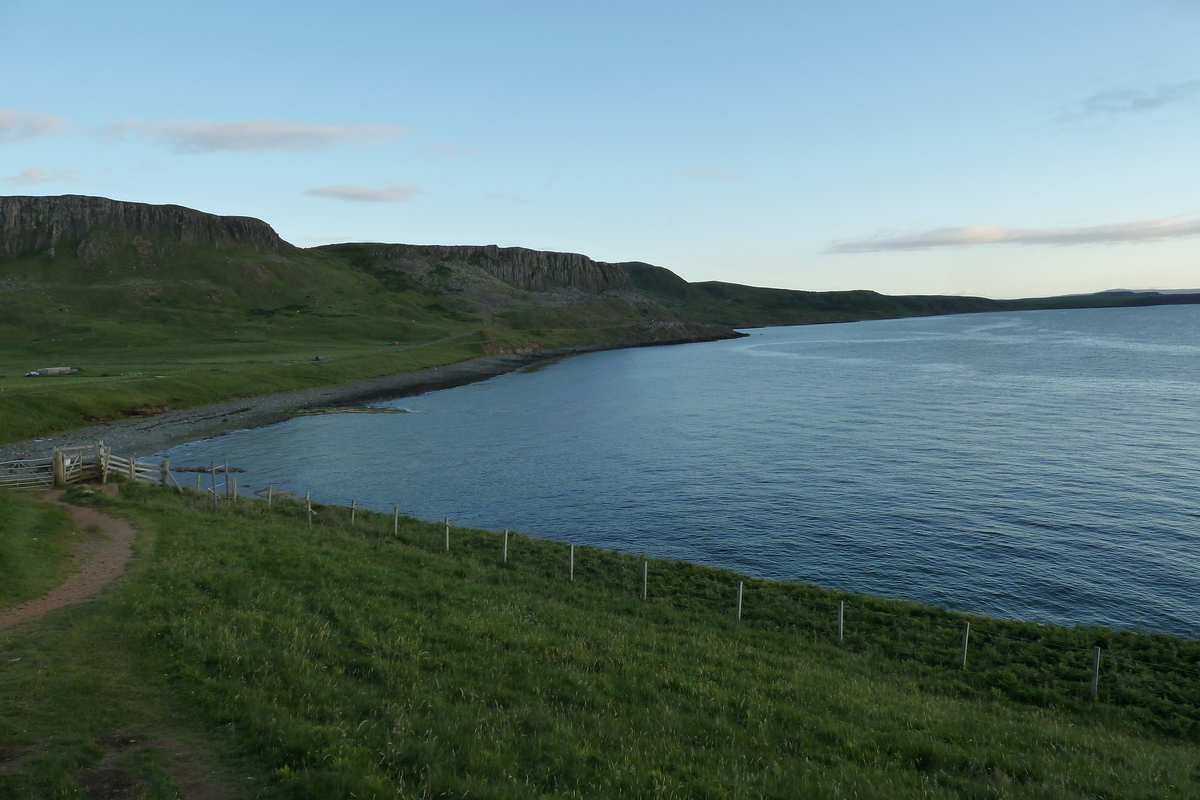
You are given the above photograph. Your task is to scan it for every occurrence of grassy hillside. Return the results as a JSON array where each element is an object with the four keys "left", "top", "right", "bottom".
[
  {"left": 4, "top": 198, "right": 1200, "bottom": 446},
  {"left": 623, "top": 263, "right": 1200, "bottom": 327},
  {"left": 0, "top": 234, "right": 720, "bottom": 444},
  {"left": 1, "top": 483, "right": 1197, "bottom": 798}
]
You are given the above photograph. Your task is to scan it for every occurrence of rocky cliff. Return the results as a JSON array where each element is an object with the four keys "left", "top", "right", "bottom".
[
  {"left": 358, "top": 243, "right": 635, "bottom": 294},
  {"left": 0, "top": 194, "right": 290, "bottom": 262}
]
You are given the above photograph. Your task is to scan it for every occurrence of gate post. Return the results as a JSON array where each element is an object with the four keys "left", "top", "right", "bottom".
[{"left": 52, "top": 449, "right": 66, "bottom": 486}]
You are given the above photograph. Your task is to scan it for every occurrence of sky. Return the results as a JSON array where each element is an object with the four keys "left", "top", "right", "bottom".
[{"left": 2, "top": 0, "right": 1199, "bottom": 299}]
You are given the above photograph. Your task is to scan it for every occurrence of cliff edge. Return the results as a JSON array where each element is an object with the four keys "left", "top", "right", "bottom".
[{"left": 0, "top": 194, "right": 290, "bottom": 262}]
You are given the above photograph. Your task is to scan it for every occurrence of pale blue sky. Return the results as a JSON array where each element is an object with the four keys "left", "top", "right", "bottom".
[{"left": 2, "top": 0, "right": 1199, "bottom": 297}]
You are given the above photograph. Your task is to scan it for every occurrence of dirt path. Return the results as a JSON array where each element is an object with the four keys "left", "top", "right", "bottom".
[{"left": 0, "top": 489, "right": 136, "bottom": 633}]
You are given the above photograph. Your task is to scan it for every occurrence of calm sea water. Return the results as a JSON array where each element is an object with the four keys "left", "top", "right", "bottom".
[{"left": 156, "top": 305, "right": 1200, "bottom": 636}]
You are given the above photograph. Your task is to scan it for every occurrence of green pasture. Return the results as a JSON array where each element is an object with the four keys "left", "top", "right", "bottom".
[
  {"left": 1, "top": 483, "right": 1197, "bottom": 798},
  {"left": 0, "top": 237, "right": 657, "bottom": 444},
  {"left": 0, "top": 490, "right": 77, "bottom": 608}
]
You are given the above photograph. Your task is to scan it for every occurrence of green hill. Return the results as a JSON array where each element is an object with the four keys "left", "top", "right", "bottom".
[{"left": 2, "top": 194, "right": 1198, "bottom": 445}]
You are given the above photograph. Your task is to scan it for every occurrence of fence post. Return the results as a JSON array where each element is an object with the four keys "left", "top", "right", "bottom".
[
  {"left": 393, "top": 506, "right": 399, "bottom": 536},
  {"left": 306, "top": 492, "right": 312, "bottom": 530},
  {"left": 53, "top": 449, "right": 65, "bottom": 486},
  {"left": 267, "top": 485, "right": 273, "bottom": 506},
  {"left": 503, "top": 529, "right": 509, "bottom": 563},
  {"left": 838, "top": 600, "right": 844, "bottom": 644},
  {"left": 233, "top": 476, "right": 238, "bottom": 501},
  {"left": 160, "top": 459, "right": 170, "bottom": 488},
  {"left": 101, "top": 444, "right": 109, "bottom": 485},
  {"left": 195, "top": 473, "right": 201, "bottom": 492},
  {"left": 351, "top": 499, "right": 356, "bottom": 525},
  {"left": 211, "top": 463, "right": 218, "bottom": 510},
  {"left": 737, "top": 581, "right": 744, "bottom": 621},
  {"left": 128, "top": 456, "right": 136, "bottom": 482},
  {"left": 445, "top": 517, "right": 450, "bottom": 551},
  {"left": 960, "top": 622, "right": 970, "bottom": 670},
  {"left": 1091, "top": 647, "right": 1101, "bottom": 701},
  {"left": 642, "top": 561, "right": 648, "bottom": 600},
  {"left": 569, "top": 544, "right": 575, "bottom": 581},
  {"left": 224, "top": 460, "right": 231, "bottom": 499}
]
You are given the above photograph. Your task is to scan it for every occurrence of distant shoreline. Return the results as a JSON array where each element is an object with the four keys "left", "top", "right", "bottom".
[{"left": 0, "top": 333, "right": 741, "bottom": 463}]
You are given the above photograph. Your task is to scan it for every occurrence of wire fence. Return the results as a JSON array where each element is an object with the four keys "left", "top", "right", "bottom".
[{"left": 144, "top": 479, "right": 1200, "bottom": 738}]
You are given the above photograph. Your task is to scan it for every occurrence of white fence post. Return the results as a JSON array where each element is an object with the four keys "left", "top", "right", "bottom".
[
  {"left": 960, "top": 622, "right": 970, "bottom": 670},
  {"left": 737, "top": 581, "right": 744, "bottom": 621},
  {"left": 838, "top": 601, "right": 844, "bottom": 644}
]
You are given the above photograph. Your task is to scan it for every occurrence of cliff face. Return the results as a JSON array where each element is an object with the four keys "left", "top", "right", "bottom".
[
  {"left": 375, "top": 243, "right": 634, "bottom": 294},
  {"left": 0, "top": 194, "right": 290, "bottom": 261}
]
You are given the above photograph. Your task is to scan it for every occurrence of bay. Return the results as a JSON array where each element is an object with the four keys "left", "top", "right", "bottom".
[{"left": 156, "top": 304, "right": 1200, "bottom": 636}]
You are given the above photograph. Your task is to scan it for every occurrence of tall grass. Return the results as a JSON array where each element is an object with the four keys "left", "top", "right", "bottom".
[{"left": 2, "top": 483, "right": 1195, "bottom": 798}]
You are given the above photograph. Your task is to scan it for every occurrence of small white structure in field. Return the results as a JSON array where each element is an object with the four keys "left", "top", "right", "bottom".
[{"left": 25, "top": 367, "right": 80, "bottom": 377}]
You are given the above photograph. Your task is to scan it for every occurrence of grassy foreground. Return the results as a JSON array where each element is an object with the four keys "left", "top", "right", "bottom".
[
  {"left": 0, "top": 491, "right": 78, "bottom": 609},
  {"left": 1, "top": 484, "right": 1198, "bottom": 798}
]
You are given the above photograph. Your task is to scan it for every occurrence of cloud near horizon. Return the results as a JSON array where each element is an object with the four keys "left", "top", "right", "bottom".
[
  {"left": 304, "top": 182, "right": 423, "bottom": 202},
  {"left": 107, "top": 118, "right": 409, "bottom": 153},
  {"left": 0, "top": 109, "right": 66, "bottom": 141},
  {"left": 1081, "top": 79, "right": 1200, "bottom": 115},
  {"left": 5, "top": 167, "right": 86, "bottom": 185},
  {"left": 832, "top": 216, "right": 1200, "bottom": 252}
]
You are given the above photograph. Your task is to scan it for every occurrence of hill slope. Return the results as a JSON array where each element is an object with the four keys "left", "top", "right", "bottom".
[
  {"left": 2, "top": 194, "right": 1198, "bottom": 446},
  {"left": 1, "top": 483, "right": 1197, "bottom": 798}
]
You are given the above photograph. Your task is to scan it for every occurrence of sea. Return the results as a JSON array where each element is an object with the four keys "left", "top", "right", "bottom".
[{"left": 154, "top": 304, "right": 1200, "bottom": 636}]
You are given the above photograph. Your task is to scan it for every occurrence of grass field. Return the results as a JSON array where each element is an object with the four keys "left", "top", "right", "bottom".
[
  {"left": 0, "top": 491, "right": 77, "bottom": 609},
  {"left": 1, "top": 483, "right": 1197, "bottom": 798},
  {"left": 0, "top": 236, "right": 683, "bottom": 444}
]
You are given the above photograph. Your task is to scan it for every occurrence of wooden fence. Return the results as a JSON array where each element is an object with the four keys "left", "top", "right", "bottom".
[{"left": 0, "top": 442, "right": 174, "bottom": 490}]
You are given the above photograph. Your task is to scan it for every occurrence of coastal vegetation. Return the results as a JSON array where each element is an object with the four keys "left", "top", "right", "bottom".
[
  {"left": 3, "top": 195, "right": 1199, "bottom": 446},
  {"left": 1, "top": 483, "right": 1198, "bottom": 798}
]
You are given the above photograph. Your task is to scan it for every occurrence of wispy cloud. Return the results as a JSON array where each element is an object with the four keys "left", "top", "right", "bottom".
[
  {"left": 106, "top": 117, "right": 409, "bottom": 153},
  {"left": 5, "top": 167, "right": 86, "bottom": 185},
  {"left": 675, "top": 167, "right": 744, "bottom": 180},
  {"left": 432, "top": 141, "right": 483, "bottom": 157},
  {"left": 304, "top": 182, "right": 423, "bottom": 202},
  {"left": 832, "top": 216, "right": 1200, "bottom": 252},
  {"left": 0, "top": 109, "right": 66, "bottom": 141},
  {"left": 1079, "top": 80, "right": 1200, "bottom": 116}
]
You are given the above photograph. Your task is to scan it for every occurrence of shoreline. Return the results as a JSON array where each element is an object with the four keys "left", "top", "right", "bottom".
[{"left": 0, "top": 333, "right": 740, "bottom": 462}]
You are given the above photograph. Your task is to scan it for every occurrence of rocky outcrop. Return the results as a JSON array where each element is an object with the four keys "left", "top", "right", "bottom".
[
  {"left": 0, "top": 194, "right": 291, "bottom": 262},
  {"left": 367, "top": 243, "right": 634, "bottom": 294}
]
